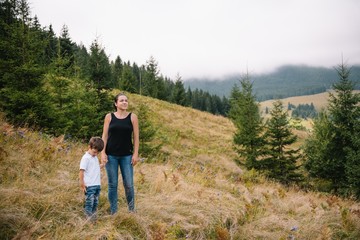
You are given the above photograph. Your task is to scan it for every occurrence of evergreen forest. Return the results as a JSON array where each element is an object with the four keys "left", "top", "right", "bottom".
[
  {"left": 0, "top": 0, "right": 229, "bottom": 141},
  {"left": 290, "top": 103, "right": 318, "bottom": 119},
  {"left": 229, "top": 65, "right": 360, "bottom": 199}
]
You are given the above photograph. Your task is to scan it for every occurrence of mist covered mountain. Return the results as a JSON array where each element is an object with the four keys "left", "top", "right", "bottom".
[{"left": 184, "top": 65, "right": 360, "bottom": 101}]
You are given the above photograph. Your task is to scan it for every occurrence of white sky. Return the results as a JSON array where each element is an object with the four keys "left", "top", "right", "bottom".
[{"left": 30, "top": 0, "right": 360, "bottom": 79}]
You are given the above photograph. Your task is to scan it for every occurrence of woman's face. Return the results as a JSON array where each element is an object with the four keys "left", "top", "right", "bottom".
[{"left": 115, "top": 95, "right": 128, "bottom": 110}]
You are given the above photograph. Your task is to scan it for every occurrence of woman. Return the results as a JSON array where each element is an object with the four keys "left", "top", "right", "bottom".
[{"left": 101, "top": 93, "right": 139, "bottom": 214}]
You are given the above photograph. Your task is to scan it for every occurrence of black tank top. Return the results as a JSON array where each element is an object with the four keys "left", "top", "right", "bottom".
[{"left": 105, "top": 112, "right": 133, "bottom": 156}]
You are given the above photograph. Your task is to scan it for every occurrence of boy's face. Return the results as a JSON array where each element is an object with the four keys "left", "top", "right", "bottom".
[{"left": 88, "top": 148, "right": 99, "bottom": 157}]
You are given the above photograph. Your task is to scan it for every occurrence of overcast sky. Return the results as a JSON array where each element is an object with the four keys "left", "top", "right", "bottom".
[{"left": 30, "top": 0, "right": 360, "bottom": 79}]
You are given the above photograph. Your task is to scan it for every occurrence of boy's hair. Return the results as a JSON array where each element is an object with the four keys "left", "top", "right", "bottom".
[{"left": 89, "top": 137, "right": 104, "bottom": 151}]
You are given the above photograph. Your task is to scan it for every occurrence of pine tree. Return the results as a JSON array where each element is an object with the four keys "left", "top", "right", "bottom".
[
  {"left": 120, "top": 64, "right": 137, "bottom": 93},
  {"left": 0, "top": 0, "right": 55, "bottom": 129},
  {"left": 89, "top": 38, "right": 112, "bottom": 90},
  {"left": 304, "top": 111, "right": 335, "bottom": 181},
  {"left": 74, "top": 43, "right": 90, "bottom": 79},
  {"left": 137, "top": 103, "right": 162, "bottom": 160},
  {"left": 161, "top": 76, "right": 175, "bottom": 102},
  {"left": 42, "top": 39, "right": 73, "bottom": 134},
  {"left": 131, "top": 62, "right": 141, "bottom": 94},
  {"left": 58, "top": 25, "right": 75, "bottom": 72},
  {"left": 171, "top": 74, "right": 186, "bottom": 106},
  {"left": 220, "top": 96, "right": 230, "bottom": 116},
  {"left": 43, "top": 24, "right": 58, "bottom": 65},
  {"left": 0, "top": 0, "right": 17, "bottom": 89},
  {"left": 112, "top": 56, "right": 123, "bottom": 89},
  {"left": 229, "top": 75, "right": 265, "bottom": 169},
  {"left": 191, "top": 89, "right": 200, "bottom": 109},
  {"left": 304, "top": 63, "right": 360, "bottom": 197},
  {"left": 347, "top": 121, "right": 360, "bottom": 198},
  {"left": 185, "top": 87, "right": 192, "bottom": 107},
  {"left": 228, "top": 84, "right": 241, "bottom": 120},
  {"left": 329, "top": 63, "right": 359, "bottom": 196},
  {"left": 263, "top": 100, "right": 303, "bottom": 184},
  {"left": 156, "top": 75, "right": 167, "bottom": 101},
  {"left": 143, "top": 56, "right": 160, "bottom": 98},
  {"left": 209, "top": 94, "right": 222, "bottom": 115}
]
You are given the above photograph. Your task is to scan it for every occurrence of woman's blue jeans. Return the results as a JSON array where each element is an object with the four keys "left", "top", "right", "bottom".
[
  {"left": 84, "top": 185, "right": 100, "bottom": 221},
  {"left": 106, "top": 155, "right": 135, "bottom": 214}
]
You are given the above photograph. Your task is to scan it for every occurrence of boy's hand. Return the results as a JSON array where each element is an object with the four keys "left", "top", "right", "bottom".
[
  {"left": 79, "top": 170, "right": 86, "bottom": 193},
  {"left": 80, "top": 182, "right": 86, "bottom": 193}
]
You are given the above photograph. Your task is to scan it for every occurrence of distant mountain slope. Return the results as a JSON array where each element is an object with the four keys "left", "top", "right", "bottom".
[{"left": 184, "top": 65, "right": 360, "bottom": 101}]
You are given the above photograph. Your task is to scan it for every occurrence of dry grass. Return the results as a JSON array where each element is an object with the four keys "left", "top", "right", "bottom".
[
  {"left": 259, "top": 90, "right": 360, "bottom": 114},
  {"left": 260, "top": 90, "right": 360, "bottom": 134},
  {"left": 1, "top": 93, "right": 360, "bottom": 239},
  {"left": 259, "top": 92, "right": 332, "bottom": 113}
]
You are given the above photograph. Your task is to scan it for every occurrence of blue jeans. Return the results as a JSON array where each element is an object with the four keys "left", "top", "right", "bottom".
[
  {"left": 106, "top": 155, "right": 135, "bottom": 214},
  {"left": 84, "top": 185, "right": 100, "bottom": 221}
]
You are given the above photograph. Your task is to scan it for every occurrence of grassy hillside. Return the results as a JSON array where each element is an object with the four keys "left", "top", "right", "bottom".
[
  {"left": 1, "top": 93, "right": 360, "bottom": 239},
  {"left": 259, "top": 91, "right": 331, "bottom": 113},
  {"left": 259, "top": 90, "right": 360, "bottom": 130}
]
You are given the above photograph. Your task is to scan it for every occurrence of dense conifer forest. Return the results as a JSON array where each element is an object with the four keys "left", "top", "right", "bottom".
[{"left": 0, "top": 0, "right": 229, "bottom": 139}]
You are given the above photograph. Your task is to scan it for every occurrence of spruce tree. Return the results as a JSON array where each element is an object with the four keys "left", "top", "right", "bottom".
[
  {"left": 42, "top": 39, "right": 74, "bottom": 135},
  {"left": 263, "top": 100, "right": 303, "bottom": 184},
  {"left": 229, "top": 75, "right": 265, "bottom": 169},
  {"left": 143, "top": 56, "right": 160, "bottom": 98},
  {"left": 112, "top": 56, "right": 123, "bottom": 89},
  {"left": 59, "top": 25, "right": 76, "bottom": 72},
  {"left": 156, "top": 75, "right": 167, "bottom": 101},
  {"left": 0, "top": 0, "right": 55, "bottom": 130},
  {"left": 347, "top": 120, "right": 360, "bottom": 198},
  {"left": 304, "top": 63, "right": 360, "bottom": 197},
  {"left": 171, "top": 74, "right": 186, "bottom": 106},
  {"left": 66, "top": 78, "right": 105, "bottom": 139},
  {"left": 328, "top": 64, "right": 360, "bottom": 192},
  {"left": 161, "top": 77, "right": 175, "bottom": 102},
  {"left": 131, "top": 62, "right": 141, "bottom": 94},
  {"left": 120, "top": 64, "right": 137, "bottom": 93},
  {"left": 304, "top": 111, "right": 335, "bottom": 181},
  {"left": 74, "top": 44, "right": 91, "bottom": 79},
  {"left": 191, "top": 89, "right": 201, "bottom": 110},
  {"left": 137, "top": 103, "right": 162, "bottom": 160},
  {"left": 221, "top": 96, "right": 230, "bottom": 116},
  {"left": 89, "top": 38, "right": 112, "bottom": 90},
  {"left": 43, "top": 24, "right": 58, "bottom": 65}
]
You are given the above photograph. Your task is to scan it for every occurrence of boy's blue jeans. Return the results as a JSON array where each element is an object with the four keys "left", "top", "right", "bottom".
[
  {"left": 84, "top": 185, "right": 100, "bottom": 221},
  {"left": 106, "top": 155, "right": 135, "bottom": 214}
]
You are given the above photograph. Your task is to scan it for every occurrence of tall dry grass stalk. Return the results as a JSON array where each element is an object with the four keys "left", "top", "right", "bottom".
[{"left": 1, "top": 95, "right": 360, "bottom": 239}]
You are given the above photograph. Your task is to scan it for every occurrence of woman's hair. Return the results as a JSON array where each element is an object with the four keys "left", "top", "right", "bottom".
[{"left": 113, "top": 92, "right": 127, "bottom": 110}]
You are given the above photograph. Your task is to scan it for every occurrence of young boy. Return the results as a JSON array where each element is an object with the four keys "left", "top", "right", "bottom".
[{"left": 79, "top": 137, "right": 104, "bottom": 222}]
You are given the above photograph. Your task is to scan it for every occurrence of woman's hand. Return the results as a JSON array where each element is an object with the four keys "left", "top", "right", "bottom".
[
  {"left": 101, "top": 153, "right": 108, "bottom": 165},
  {"left": 131, "top": 155, "right": 138, "bottom": 166}
]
